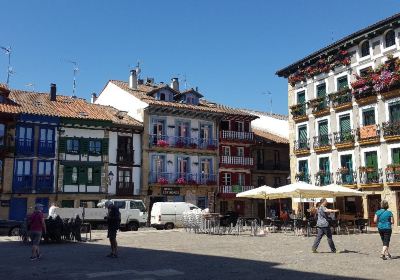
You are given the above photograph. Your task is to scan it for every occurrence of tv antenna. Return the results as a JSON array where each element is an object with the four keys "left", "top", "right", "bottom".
[
  {"left": 262, "top": 91, "right": 273, "bottom": 114},
  {"left": 1, "top": 46, "right": 12, "bottom": 85},
  {"left": 66, "top": 60, "right": 79, "bottom": 97}
]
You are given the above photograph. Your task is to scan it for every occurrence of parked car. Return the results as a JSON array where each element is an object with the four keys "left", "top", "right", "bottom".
[
  {"left": 151, "top": 202, "right": 199, "bottom": 230},
  {"left": 0, "top": 220, "right": 23, "bottom": 236}
]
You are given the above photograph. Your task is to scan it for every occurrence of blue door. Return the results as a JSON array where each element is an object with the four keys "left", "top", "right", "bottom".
[
  {"left": 9, "top": 198, "right": 27, "bottom": 221},
  {"left": 35, "top": 197, "right": 49, "bottom": 215}
]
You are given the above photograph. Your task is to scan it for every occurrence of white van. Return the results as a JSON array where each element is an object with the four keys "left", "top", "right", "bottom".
[{"left": 150, "top": 202, "right": 198, "bottom": 230}]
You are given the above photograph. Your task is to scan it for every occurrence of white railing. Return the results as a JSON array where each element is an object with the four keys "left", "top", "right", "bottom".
[
  {"left": 220, "top": 156, "right": 254, "bottom": 166},
  {"left": 218, "top": 185, "right": 254, "bottom": 193},
  {"left": 221, "top": 130, "right": 254, "bottom": 141}
]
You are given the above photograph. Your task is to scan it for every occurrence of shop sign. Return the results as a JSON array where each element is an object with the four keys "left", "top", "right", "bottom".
[
  {"left": 161, "top": 187, "right": 180, "bottom": 196},
  {"left": 0, "top": 200, "right": 10, "bottom": 207}
]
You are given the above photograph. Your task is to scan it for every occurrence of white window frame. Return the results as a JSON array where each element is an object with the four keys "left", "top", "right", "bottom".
[
  {"left": 295, "top": 88, "right": 307, "bottom": 105},
  {"left": 236, "top": 121, "right": 244, "bottom": 132},
  {"left": 334, "top": 73, "right": 350, "bottom": 92},
  {"left": 237, "top": 173, "right": 245, "bottom": 186},
  {"left": 358, "top": 104, "right": 378, "bottom": 127},
  {"left": 314, "top": 79, "right": 328, "bottom": 98},
  {"left": 385, "top": 97, "right": 400, "bottom": 122},
  {"left": 358, "top": 39, "right": 372, "bottom": 62},
  {"left": 315, "top": 117, "right": 330, "bottom": 136},
  {"left": 296, "top": 157, "right": 309, "bottom": 173},
  {"left": 357, "top": 62, "right": 374, "bottom": 76},
  {"left": 336, "top": 110, "right": 353, "bottom": 131},
  {"left": 360, "top": 147, "right": 380, "bottom": 168},
  {"left": 387, "top": 143, "right": 400, "bottom": 164},
  {"left": 337, "top": 151, "right": 355, "bottom": 172},
  {"left": 222, "top": 173, "right": 231, "bottom": 186},
  {"left": 382, "top": 29, "right": 397, "bottom": 52},
  {"left": 222, "top": 146, "right": 231, "bottom": 156},
  {"left": 295, "top": 122, "right": 308, "bottom": 141}
]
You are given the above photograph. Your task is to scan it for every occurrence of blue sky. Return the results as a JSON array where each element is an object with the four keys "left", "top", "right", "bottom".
[{"left": 1, "top": 1, "right": 399, "bottom": 115}]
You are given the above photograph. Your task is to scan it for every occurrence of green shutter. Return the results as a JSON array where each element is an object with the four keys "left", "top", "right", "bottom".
[
  {"left": 318, "top": 121, "right": 328, "bottom": 135},
  {"left": 389, "top": 103, "right": 400, "bottom": 122},
  {"left": 337, "top": 76, "right": 348, "bottom": 90},
  {"left": 317, "top": 83, "right": 326, "bottom": 98},
  {"left": 366, "top": 152, "right": 378, "bottom": 169},
  {"left": 59, "top": 138, "right": 66, "bottom": 153},
  {"left": 299, "top": 160, "right": 308, "bottom": 175},
  {"left": 92, "top": 166, "right": 102, "bottom": 185},
  {"left": 339, "top": 115, "right": 351, "bottom": 133},
  {"left": 363, "top": 109, "right": 375, "bottom": 126},
  {"left": 64, "top": 166, "right": 73, "bottom": 185},
  {"left": 80, "top": 139, "right": 88, "bottom": 154},
  {"left": 392, "top": 148, "right": 400, "bottom": 164},
  {"left": 297, "top": 91, "right": 306, "bottom": 104},
  {"left": 102, "top": 138, "right": 109, "bottom": 155},
  {"left": 319, "top": 157, "right": 329, "bottom": 172},
  {"left": 298, "top": 126, "right": 307, "bottom": 140},
  {"left": 78, "top": 166, "right": 87, "bottom": 184}
]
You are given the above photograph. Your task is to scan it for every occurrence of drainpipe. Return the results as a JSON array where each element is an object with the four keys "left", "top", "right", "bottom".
[{"left": 55, "top": 127, "right": 63, "bottom": 203}]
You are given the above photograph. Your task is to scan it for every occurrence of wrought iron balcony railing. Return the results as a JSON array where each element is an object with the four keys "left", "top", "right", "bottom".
[
  {"left": 36, "top": 175, "right": 54, "bottom": 193},
  {"left": 149, "top": 172, "right": 217, "bottom": 185},
  {"left": 290, "top": 103, "right": 307, "bottom": 118},
  {"left": 313, "top": 134, "right": 332, "bottom": 149},
  {"left": 116, "top": 181, "right": 134, "bottom": 196},
  {"left": 333, "top": 130, "right": 356, "bottom": 145},
  {"left": 329, "top": 88, "right": 352, "bottom": 108},
  {"left": 294, "top": 139, "right": 310, "bottom": 151},
  {"left": 314, "top": 172, "right": 333, "bottom": 186},
  {"left": 309, "top": 96, "right": 329, "bottom": 114},
  {"left": 218, "top": 185, "right": 254, "bottom": 194},
  {"left": 382, "top": 121, "right": 400, "bottom": 139},
  {"left": 117, "top": 149, "right": 134, "bottom": 163},
  {"left": 149, "top": 135, "right": 218, "bottom": 150},
  {"left": 335, "top": 170, "right": 357, "bottom": 185},
  {"left": 359, "top": 168, "right": 383, "bottom": 185}
]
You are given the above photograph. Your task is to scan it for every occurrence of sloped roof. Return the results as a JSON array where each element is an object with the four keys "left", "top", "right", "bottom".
[
  {"left": 109, "top": 80, "right": 256, "bottom": 118},
  {"left": 253, "top": 128, "right": 289, "bottom": 144},
  {"left": 0, "top": 89, "right": 142, "bottom": 128}
]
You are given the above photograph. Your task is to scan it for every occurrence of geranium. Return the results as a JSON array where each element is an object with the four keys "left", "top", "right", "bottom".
[
  {"left": 157, "top": 139, "right": 168, "bottom": 147},
  {"left": 176, "top": 177, "right": 186, "bottom": 185},
  {"left": 373, "top": 70, "right": 393, "bottom": 92},
  {"left": 157, "top": 177, "right": 168, "bottom": 185}
]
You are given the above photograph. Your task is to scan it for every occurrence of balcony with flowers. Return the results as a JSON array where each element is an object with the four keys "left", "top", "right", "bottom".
[
  {"left": 293, "top": 139, "right": 310, "bottom": 155},
  {"left": 290, "top": 103, "right": 308, "bottom": 122},
  {"left": 328, "top": 87, "right": 352, "bottom": 111},
  {"left": 149, "top": 135, "right": 218, "bottom": 152},
  {"left": 335, "top": 167, "right": 357, "bottom": 187},
  {"left": 149, "top": 172, "right": 217, "bottom": 186},
  {"left": 382, "top": 121, "right": 400, "bottom": 142},
  {"left": 314, "top": 170, "right": 332, "bottom": 186},
  {"left": 309, "top": 96, "right": 330, "bottom": 117},
  {"left": 359, "top": 166, "right": 383, "bottom": 188},
  {"left": 333, "top": 129, "right": 356, "bottom": 150},
  {"left": 313, "top": 134, "right": 332, "bottom": 153},
  {"left": 385, "top": 164, "right": 400, "bottom": 187},
  {"left": 295, "top": 172, "right": 310, "bottom": 183},
  {"left": 351, "top": 73, "right": 376, "bottom": 105},
  {"left": 357, "top": 124, "right": 380, "bottom": 146}
]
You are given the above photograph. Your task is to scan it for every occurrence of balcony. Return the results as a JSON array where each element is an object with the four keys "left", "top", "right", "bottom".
[
  {"left": 353, "top": 88, "right": 377, "bottom": 106},
  {"left": 309, "top": 96, "right": 330, "bottom": 117},
  {"left": 149, "top": 135, "right": 218, "bottom": 151},
  {"left": 38, "top": 141, "right": 55, "bottom": 156},
  {"left": 293, "top": 139, "right": 310, "bottom": 155},
  {"left": 220, "top": 156, "right": 254, "bottom": 167},
  {"left": 36, "top": 175, "right": 54, "bottom": 193},
  {"left": 295, "top": 173, "right": 311, "bottom": 183},
  {"left": 116, "top": 149, "right": 134, "bottom": 164},
  {"left": 382, "top": 121, "right": 400, "bottom": 142},
  {"left": 380, "top": 84, "right": 400, "bottom": 100},
  {"left": 218, "top": 185, "right": 254, "bottom": 198},
  {"left": 314, "top": 172, "right": 333, "bottom": 186},
  {"left": 333, "top": 130, "right": 355, "bottom": 150},
  {"left": 329, "top": 88, "right": 352, "bottom": 111},
  {"left": 16, "top": 139, "right": 33, "bottom": 155},
  {"left": 116, "top": 181, "right": 134, "bottom": 196},
  {"left": 13, "top": 175, "right": 33, "bottom": 193},
  {"left": 357, "top": 125, "right": 380, "bottom": 146},
  {"left": 149, "top": 172, "right": 217, "bottom": 186},
  {"left": 256, "top": 160, "right": 290, "bottom": 171},
  {"left": 220, "top": 130, "right": 254, "bottom": 142},
  {"left": 290, "top": 103, "right": 308, "bottom": 122},
  {"left": 335, "top": 169, "right": 357, "bottom": 187},
  {"left": 359, "top": 167, "right": 383, "bottom": 188},
  {"left": 313, "top": 134, "right": 332, "bottom": 153}
]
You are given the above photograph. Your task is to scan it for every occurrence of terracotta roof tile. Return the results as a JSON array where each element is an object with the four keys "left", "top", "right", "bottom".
[
  {"left": 0, "top": 89, "right": 142, "bottom": 128},
  {"left": 253, "top": 128, "right": 289, "bottom": 144}
]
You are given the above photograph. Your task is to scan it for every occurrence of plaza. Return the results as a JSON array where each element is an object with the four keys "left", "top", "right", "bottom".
[{"left": 0, "top": 229, "right": 398, "bottom": 280}]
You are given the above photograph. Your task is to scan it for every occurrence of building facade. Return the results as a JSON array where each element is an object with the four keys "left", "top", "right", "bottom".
[{"left": 277, "top": 13, "right": 400, "bottom": 226}]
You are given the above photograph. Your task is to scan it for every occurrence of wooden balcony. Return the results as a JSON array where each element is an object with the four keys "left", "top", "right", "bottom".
[
  {"left": 357, "top": 125, "right": 380, "bottom": 146},
  {"left": 293, "top": 139, "right": 310, "bottom": 155},
  {"left": 382, "top": 121, "right": 400, "bottom": 142},
  {"left": 220, "top": 130, "right": 254, "bottom": 142},
  {"left": 329, "top": 88, "right": 352, "bottom": 112},
  {"left": 116, "top": 182, "right": 134, "bottom": 196},
  {"left": 290, "top": 103, "right": 308, "bottom": 122},
  {"left": 385, "top": 167, "right": 400, "bottom": 188},
  {"left": 380, "top": 86, "right": 400, "bottom": 101},
  {"left": 309, "top": 96, "right": 330, "bottom": 117},
  {"left": 333, "top": 130, "right": 355, "bottom": 150},
  {"left": 313, "top": 134, "right": 332, "bottom": 153},
  {"left": 353, "top": 89, "right": 378, "bottom": 106},
  {"left": 220, "top": 156, "right": 254, "bottom": 167}
]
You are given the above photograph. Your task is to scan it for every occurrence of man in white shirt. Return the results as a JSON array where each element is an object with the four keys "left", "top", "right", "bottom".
[{"left": 48, "top": 202, "right": 58, "bottom": 218}]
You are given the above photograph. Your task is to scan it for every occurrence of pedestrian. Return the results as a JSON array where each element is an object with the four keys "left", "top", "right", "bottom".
[
  {"left": 312, "top": 198, "right": 339, "bottom": 253},
  {"left": 106, "top": 202, "right": 121, "bottom": 258},
  {"left": 374, "top": 200, "right": 394, "bottom": 260},
  {"left": 48, "top": 202, "right": 58, "bottom": 218},
  {"left": 29, "top": 204, "right": 46, "bottom": 260}
]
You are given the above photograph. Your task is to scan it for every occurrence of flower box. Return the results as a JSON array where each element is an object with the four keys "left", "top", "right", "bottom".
[
  {"left": 189, "top": 143, "right": 198, "bottom": 149},
  {"left": 206, "top": 180, "right": 217, "bottom": 186},
  {"left": 175, "top": 177, "right": 186, "bottom": 185},
  {"left": 156, "top": 140, "right": 168, "bottom": 147},
  {"left": 157, "top": 177, "right": 168, "bottom": 185},
  {"left": 338, "top": 167, "right": 349, "bottom": 174},
  {"left": 207, "top": 144, "right": 217, "bottom": 150},
  {"left": 175, "top": 141, "right": 185, "bottom": 148},
  {"left": 187, "top": 179, "right": 198, "bottom": 185}
]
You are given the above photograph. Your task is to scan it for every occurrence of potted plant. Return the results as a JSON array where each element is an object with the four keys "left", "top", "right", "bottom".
[
  {"left": 175, "top": 140, "right": 185, "bottom": 148},
  {"left": 394, "top": 163, "right": 400, "bottom": 172},
  {"left": 157, "top": 177, "right": 168, "bottom": 185},
  {"left": 189, "top": 143, "right": 198, "bottom": 149},
  {"left": 316, "top": 170, "right": 326, "bottom": 176},
  {"left": 157, "top": 139, "right": 168, "bottom": 147},
  {"left": 386, "top": 164, "right": 395, "bottom": 172},
  {"left": 366, "top": 166, "right": 375, "bottom": 173},
  {"left": 175, "top": 177, "right": 186, "bottom": 185},
  {"left": 338, "top": 167, "right": 349, "bottom": 174}
]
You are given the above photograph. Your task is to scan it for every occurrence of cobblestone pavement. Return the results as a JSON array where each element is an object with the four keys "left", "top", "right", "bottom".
[{"left": 0, "top": 229, "right": 399, "bottom": 280}]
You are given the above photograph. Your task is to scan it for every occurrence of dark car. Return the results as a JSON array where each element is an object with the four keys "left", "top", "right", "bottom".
[{"left": 0, "top": 220, "right": 23, "bottom": 236}]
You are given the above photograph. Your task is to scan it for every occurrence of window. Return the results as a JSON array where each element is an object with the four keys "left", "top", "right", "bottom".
[
  {"left": 298, "top": 125, "right": 308, "bottom": 148},
  {"left": 298, "top": 160, "right": 308, "bottom": 175},
  {"left": 197, "top": 197, "right": 207, "bottom": 209},
  {"left": 16, "top": 160, "right": 31, "bottom": 177},
  {"left": 359, "top": 67, "right": 372, "bottom": 77},
  {"left": 130, "top": 201, "right": 145, "bottom": 212},
  {"left": 0, "top": 124, "right": 4, "bottom": 146},
  {"left": 176, "top": 121, "right": 190, "bottom": 138},
  {"left": 222, "top": 146, "right": 230, "bottom": 156},
  {"left": 177, "top": 156, "right": 189, "bottom": 176},
  {"left": 274, "top": 177, "right": 281, "bottom": 187},
  {"left": 38, "top": 161, "right": 52, "bottom": 176},
  {"left": 257, "top": 176, "right": 265, "bottom": 186},
  {"left": 337, "top": 76, "right": 348, "bottom": 90},
  {"left": 237, "top": 147, "right": 244, "bottom": 157},
  {"left": 339, "top": 114, "right": 351, "bottom": 133},
  {"left": 365, "top": 151, "right": 378, "bottom": 169},
  {"left": 152, "top": 155, "right": 165, "bottom": 174},
  {"left": 200, "top": 158, "right": 212, "bottom": 175},
  {"left": 222, "top": 173, "right": 231, "bottom": 185},
  {"left": 72, "top": 167, "right": 78, "bottom": 184},
  {"left": 256, "top": 149, "right": 264, "bottom": 169},
  {"left": 87, "top": 167, "right": 93, "bottom": 184},
  {"left": 61, "top": 200, "right": 74, "bottom": 208},
  {"left": 274, "top": 150, "right": 280, "bottom": 168},
  {"left": 340, "top": 154, "right": 353, "bottom": 184},
  {"left": 389, "top": 102, "right": 400, "bottom": 122},
  {"left": 316, "top": 83, "right": 326, "bottom": 98},
  {"left": 237, "top": 173, "right": 245, "bottom": 186},
  {"left": 89, "top": 140, "right": 101, "bottom": 155},
  {"left": 362, "top": 108, "right": 375, "bottom": 126},
  {"left": 66, "top": 139, "right": 79, "bottom": 154},
  {"left": 385, "top": 30, "right": 396, "bottom": 48},
  {"left": 392, "top": 148, "right": 400, "bottom": 164},
  {"left": 318, "top": 120, "right": 328, "bottom": 136},
  {"left": 220, "top": 120, "right": 229, "bottom": 131},
  {"left": 119, "top": 169, "right": 131, "bottom": 183},
  {"left": 39, "top": 128, "right": 54, "bottom": 143},
  {"left": 159, "top": 93, "right": 166, "bottom": 101},
  {"left": 236, "top": 122, "right": 244, "bottom": 132},
  {"left": 360, "top": 41, "right": 370, "bottom": 57},
  {"left": 152, "top": 119, "right": 165, "bottom": 136},
  {"left": 297, "top": 90, "right": 306, "bottom": 104},
  {"left": 200, "top": 124, "right": 212, "bottom": 140}
]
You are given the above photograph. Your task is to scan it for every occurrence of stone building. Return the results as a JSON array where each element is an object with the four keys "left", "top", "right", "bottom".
[{"left": 276, "top": 13, "right": 400, "bottom": 226}]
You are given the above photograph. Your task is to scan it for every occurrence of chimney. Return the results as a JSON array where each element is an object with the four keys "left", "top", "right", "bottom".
[
  {"left": 171, "top": 78, "right": 179, "bottom": 91},
  {"left": 129, "top": 69, "right": 137, "bottom": 89},
  {"left": 91, "top": 92, "right": 97, "bottom": 104},
  {"left": 50, "top": 83, "right": 57, "bottom": 101}
]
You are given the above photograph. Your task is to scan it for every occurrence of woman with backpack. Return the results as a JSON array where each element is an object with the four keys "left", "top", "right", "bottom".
[{"left": 374, "top": 200, "right": 394, "bottom": 260}]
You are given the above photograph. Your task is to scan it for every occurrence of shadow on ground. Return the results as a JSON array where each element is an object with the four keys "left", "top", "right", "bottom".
[{"left": 0, "top": 239, "right": 372, "bottom": 280}]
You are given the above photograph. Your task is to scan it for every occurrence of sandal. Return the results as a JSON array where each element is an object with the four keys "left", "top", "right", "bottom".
[
  {"left": 387, "top": 253, "right": 392, "bottom": 259},
  {"left": 380, "top": 254, "right": 387, "bottom": 260}
]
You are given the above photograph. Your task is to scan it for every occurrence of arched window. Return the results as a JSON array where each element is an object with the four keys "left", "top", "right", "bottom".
[
  {"left": 360, "top": 41, "right": 370, "bottom": 57},
  {"left": 159, "top": 93, "right": 166, "bottom": 101},
  {"left": 385, "top": 30, "right": 396, "bottom": 48}
]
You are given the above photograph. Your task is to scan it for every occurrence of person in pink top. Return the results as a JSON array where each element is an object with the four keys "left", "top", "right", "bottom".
[{"left": 29, "top": 204, "right": 46, "bottom": 260}]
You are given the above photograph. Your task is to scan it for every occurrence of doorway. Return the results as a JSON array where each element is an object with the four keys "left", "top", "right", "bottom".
[
  {"left": 234, "top": 200, "right": 245, "bottom": 216},
  {"left": 367, "top": 194, "right": 381, "bottom": 226}
]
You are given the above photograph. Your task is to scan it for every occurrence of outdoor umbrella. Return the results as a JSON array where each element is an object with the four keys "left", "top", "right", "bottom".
[
  {"left": 236, "top": 185, "right": 280, "bottom": 219},
  {"left": 321, "top": 184, "right": 364, "bottom": 197}
]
